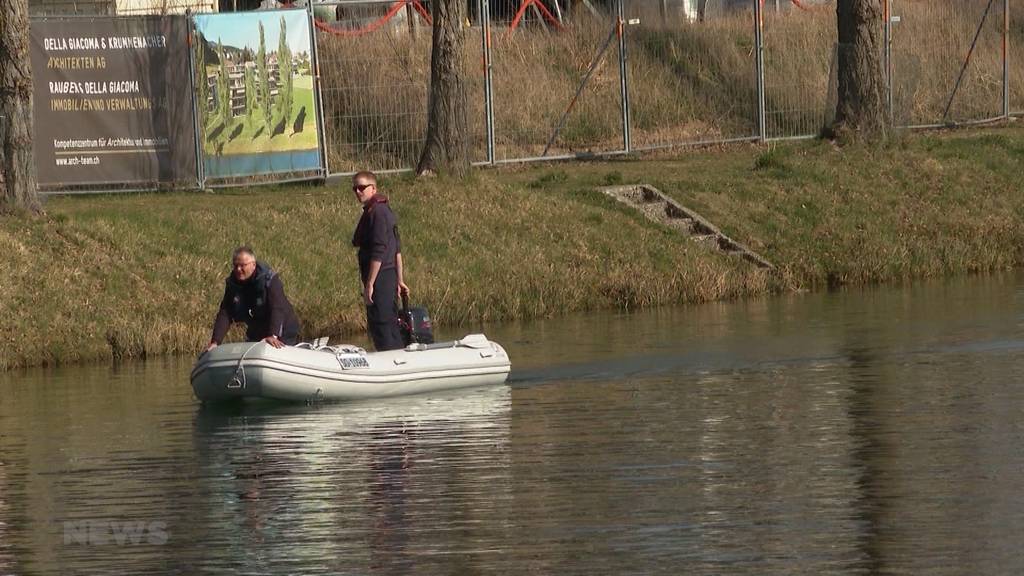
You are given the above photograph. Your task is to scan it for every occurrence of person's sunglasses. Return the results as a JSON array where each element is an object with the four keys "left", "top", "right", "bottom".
[{"left": 353, "top": 183, "right": 373, "bottom": 192}]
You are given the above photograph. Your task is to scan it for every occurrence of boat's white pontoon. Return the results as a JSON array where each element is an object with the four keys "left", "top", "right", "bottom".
[{"left": 191, "top": 334, "right": 511, "bottom": 402}]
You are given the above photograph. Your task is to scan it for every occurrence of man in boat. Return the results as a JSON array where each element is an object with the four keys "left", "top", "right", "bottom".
[
  {"left": 351, "top": 170, "right": 410, "bottom": 351},
  {"left": 205, "top": 246, "right": 301, "bottom": 352}
]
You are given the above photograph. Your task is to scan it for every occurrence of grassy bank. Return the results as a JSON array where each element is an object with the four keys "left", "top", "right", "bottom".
[{"left": 5, "top": 125, "right": 1024, "bottom": 369}]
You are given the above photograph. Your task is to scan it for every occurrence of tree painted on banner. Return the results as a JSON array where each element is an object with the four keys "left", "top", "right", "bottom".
[
  {"left": 277, "top": 16, "right": 293, "bottom": 135},
  {"left": 257, "top": 22, "right": 271, "bottom": 134},
  {"left": 216, "top": 39, "right": 230, "bottom": 123},
  {"left": 244, "top": 65, "right": 256, "bottom": 128}
]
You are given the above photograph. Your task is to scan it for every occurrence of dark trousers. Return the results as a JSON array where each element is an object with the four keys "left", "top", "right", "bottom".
[{"left": 366, "top": 267, "right": 404, "bottom": 351}]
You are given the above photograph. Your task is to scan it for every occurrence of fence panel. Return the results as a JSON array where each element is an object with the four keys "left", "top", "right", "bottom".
[
  {"left": 761, "top": 0, "right": 836, "bottom": 139},
  {"left": 315, "top": 1, "right": 431, "bottom": 173},
  {"left": 624, "top": 0, "right": 758, "bottom": 150},
  {"left": 1013, "top": 1, "right": 1024, "bottom": 115},
  {"left": 488, "top": 0, "right": 625, "bottom": 161},
  {"left": 28, "top": 0, "right": 115, "bottom": 16},
  {"left": 892, "top": 0, "right": 1005, "bottom": 127},
  {"left": 1007, "top": 1, "right": 1024, "bottom": 114},
  {"left": 315, "top": 0, "right": 487, "bottom": 174}
]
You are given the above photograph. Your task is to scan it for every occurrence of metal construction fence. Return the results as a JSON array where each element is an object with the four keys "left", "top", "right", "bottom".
[{"left": 27, "top": 0, "right": 1024, "bottom": 192}]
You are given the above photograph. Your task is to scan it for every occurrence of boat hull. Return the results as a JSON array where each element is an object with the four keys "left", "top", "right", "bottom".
[{"left": 190, "top": 334, "right": 511, "bottom": 402}]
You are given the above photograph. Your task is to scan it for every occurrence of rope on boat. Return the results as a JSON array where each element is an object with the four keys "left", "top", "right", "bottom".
[{"left": 229, "top": 341, "right": 264, "bottom": 390}]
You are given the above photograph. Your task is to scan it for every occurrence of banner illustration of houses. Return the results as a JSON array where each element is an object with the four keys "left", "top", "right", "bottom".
[{"left": 193, "top": 9, "right": 322, "bottom": 179}]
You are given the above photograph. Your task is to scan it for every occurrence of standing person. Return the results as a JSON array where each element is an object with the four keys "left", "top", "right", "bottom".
[
  {"left": 205, "top": 246, "right": 301, "bottom": 352},
  {"left": 351, "top": 171, "right": 410, "bottom": 351}
]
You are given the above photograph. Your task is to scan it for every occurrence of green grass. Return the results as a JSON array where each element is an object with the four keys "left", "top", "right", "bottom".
[{"left": 5, "top": 125, "right": 1024, "bottom": 369}]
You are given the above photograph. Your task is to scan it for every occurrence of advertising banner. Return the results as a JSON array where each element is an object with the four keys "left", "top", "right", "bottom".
[
  {"left": 193, "top": 10, "right": 323, "bottom": 180},
  {"left": 30, "top": 16, "right": 198, "bottom": 188}
]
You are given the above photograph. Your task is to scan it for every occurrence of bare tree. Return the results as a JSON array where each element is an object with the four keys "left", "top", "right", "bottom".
[
  {"left": 830, "top": 0, "right": 887, "bottom": 141},
  {"left": 416, "top": 0, "right": 469, "bottom": 177},
  {"left": 0, "top": 0, "right": 40, "bottom": 213}
]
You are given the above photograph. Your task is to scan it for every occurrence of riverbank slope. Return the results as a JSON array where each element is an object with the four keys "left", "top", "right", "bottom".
[{"left": 4, "top": 126, "right": 1024, "bottom": 369}]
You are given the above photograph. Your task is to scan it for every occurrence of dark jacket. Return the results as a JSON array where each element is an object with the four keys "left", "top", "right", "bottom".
[
  {"left": 211, "top": 261, "right": 301, "bottom": 344},
  {"left": 352, "top": 195, "right": 401, "bottom": 283}
]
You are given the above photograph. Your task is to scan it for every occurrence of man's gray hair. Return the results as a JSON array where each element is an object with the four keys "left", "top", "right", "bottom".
[{"left": 232, "top": 245, "right": 256, "bottom": 260}]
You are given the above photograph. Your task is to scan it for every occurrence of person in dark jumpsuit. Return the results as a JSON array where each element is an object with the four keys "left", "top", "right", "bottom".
[
  {"left": 351, "top": 171, "right": 410, "bottom": 351},
  {"left": 205, "top": 246, "right": 301, "bottom": 352}
]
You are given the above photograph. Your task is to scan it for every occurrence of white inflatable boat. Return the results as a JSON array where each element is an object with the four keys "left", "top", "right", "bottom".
[{"left": 190, "top": 334, "right": 511, "bottom": 402}]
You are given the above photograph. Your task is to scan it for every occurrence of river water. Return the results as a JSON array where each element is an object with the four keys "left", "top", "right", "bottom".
[{"left": 2, "top": 273, "right": 1023, "bottom": 575}]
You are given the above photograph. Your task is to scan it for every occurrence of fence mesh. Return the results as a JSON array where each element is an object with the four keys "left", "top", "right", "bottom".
[
  {"left": 762, "top": 2, "right": 836, "bottom": 139},
  {"left": 625, "top": 0, "right": 758, "bottom": 150},
  {"left": 892, "top": 0, "right": 1005, "bottom": 127},
  {"left": 315, "top": 2, "right": 432, "bottom": 173},
  {"left": 29, "top": 0, "right": 217, "bottom": 16},
  {"left": 1013, "top": 3, "right": 1024, "bottom": 115},
  {"left": 488, "top": 0, "right": 625, "bottom": 160},
  {"left": 314, "top": 0, "right": 487, "bottom": 173},
  {"left": 28, "top": 0, "right": 115, "bottom": 15}
]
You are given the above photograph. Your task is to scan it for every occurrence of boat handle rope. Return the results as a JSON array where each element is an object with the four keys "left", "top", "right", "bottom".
[{"left": 228, "top": 341, "right": 264, "bottom": 389}]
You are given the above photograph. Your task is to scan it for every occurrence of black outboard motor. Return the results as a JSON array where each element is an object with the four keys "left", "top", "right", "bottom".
[{"left": 398, "top": 293, "right": 434, "bottom": 345}]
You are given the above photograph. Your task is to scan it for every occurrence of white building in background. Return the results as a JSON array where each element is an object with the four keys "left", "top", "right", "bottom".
[
  {"left": 687, "top": 0, "right": 833, "bottom": 21},
  {"left": 682, "top": 0, "right": 699, "bottom": 21}
]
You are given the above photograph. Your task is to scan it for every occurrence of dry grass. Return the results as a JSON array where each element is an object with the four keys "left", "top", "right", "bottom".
[
  {"left": 893, "top": 0, "right": 1009, "bottom": 125},
  {"left": 2, "top": 169, "right": 769, "bottom": 370}
]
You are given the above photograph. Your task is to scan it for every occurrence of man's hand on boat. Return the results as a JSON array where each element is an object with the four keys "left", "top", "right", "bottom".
[
  {"left": 202, "top": 334, "right": 284, "bottom": 354},
  {"left": 262, "top": 335, "right": 285, "bottom": 349}
]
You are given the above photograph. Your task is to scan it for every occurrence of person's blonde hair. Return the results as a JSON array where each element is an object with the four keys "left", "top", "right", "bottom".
[{"left": 352, "top": 170, "right": 376, "bottom": 185}]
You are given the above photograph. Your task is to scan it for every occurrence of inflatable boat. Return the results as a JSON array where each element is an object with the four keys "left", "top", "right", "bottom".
[{"left": 190, "top": 334, "right": 511, "bottom": 402}]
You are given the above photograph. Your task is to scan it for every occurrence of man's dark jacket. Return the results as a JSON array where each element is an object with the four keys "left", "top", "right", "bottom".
[
  {"left": 211, "top": 261, "right": 301, "bottom": 344},
  {"left": 352, "top": 195, "right": 401, "bottom": 282}
]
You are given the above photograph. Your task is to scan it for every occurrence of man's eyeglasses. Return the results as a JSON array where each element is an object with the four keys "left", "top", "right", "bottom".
[{"left": 353, "top": 183, "right": 373, "bottom": 193}]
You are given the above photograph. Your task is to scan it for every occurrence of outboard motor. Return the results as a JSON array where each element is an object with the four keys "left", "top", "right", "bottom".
[{"left": 398, "top": 294, "right": 434, "bottom": 345}]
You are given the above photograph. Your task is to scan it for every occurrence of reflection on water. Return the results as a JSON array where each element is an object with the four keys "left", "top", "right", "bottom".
[
  {"left": 1, "top": 272, "right": 1024, "bottom": 574},
  {"left": 183, "top": 386, "right": 512, "bottom": 574}
]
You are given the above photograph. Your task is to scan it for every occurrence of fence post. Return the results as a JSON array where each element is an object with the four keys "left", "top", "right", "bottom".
[
  {"left": 187, "top": 10, "right": 206, "bottom": 190},
  {"left": 480, "top": 0, "right": 496, "bottom": 164},
  {"left": 307, "top": 3, "right": 331, "bottom": 180},
  {"left": 1004, "top": 0, "right": 1010, "bottom": 118},
  {"left": 754, "top": 0, "right": 766, "bottom": 140},
  {"left": 617, "top": 0, "right": 631, "bottom": 153}
]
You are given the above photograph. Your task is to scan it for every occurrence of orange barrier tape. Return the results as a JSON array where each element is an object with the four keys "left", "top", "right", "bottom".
[{"left": 313, "top": 0, "right": 431, "bottom": 38}]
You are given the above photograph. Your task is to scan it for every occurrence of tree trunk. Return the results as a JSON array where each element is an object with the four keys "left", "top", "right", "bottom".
[
  {"left": 831, "top": 0, "right": 887, "bottom": 141},
  {"left": 0, "top": 0, "right": 40, "bottom": 213},
  {"left": 416, "top": 0, "right": 469, "bottom": 177}
]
